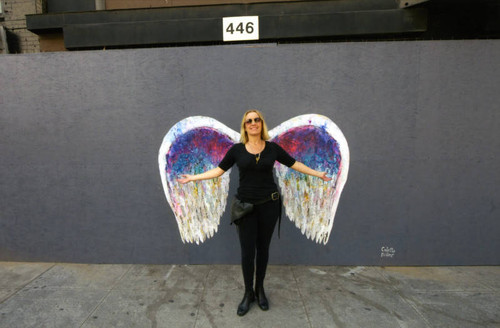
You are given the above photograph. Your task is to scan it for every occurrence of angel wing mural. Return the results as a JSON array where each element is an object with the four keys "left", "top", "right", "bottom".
[
  {"left": 158, "top": 114, "right": 349, "bottom": 245},
  {"left": 158, "top": 117, "right": 239, "bottom": 244}
]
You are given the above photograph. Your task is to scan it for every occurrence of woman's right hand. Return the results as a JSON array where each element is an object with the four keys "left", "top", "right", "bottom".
[
  {"left": 176, "top": 168, "right": 224, "bottom": 184},
  {"left": 177, "top": 174, "right": 194, "bottom": 184}
]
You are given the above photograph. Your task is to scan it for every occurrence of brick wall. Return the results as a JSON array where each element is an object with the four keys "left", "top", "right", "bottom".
[{"left": 1, "top": 0, "right": 44, "bottom": 53}]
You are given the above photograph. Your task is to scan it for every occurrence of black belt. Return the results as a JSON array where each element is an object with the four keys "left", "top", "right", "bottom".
[{"left": 251, "top": 191, "right": 279, "bottom": 205}]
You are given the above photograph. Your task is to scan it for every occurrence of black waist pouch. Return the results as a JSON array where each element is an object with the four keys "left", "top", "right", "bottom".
[
  {"left": 230, "top": 192, "right": 280, "bottom": 226},
  {"left": 230, "top": 197, "right": 254, "bottom": 225}
]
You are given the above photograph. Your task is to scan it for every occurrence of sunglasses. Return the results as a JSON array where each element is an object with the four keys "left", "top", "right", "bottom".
[{"left": 245, "top": 117, "right": 262, "bottom": 124}]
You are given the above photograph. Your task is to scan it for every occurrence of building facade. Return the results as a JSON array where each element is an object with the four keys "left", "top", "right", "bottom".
[{"left": 1, "top": 0, "right": 499, "bottom": 53}]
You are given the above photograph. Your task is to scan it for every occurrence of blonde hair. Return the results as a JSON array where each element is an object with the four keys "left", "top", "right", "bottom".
[{"left": 239, "top": 109, "right": 270, "bottom": 144}]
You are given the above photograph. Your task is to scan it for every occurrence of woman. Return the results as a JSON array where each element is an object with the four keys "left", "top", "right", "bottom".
[{"left": 178, "top": 110, "right": 331, "bottom": 316}]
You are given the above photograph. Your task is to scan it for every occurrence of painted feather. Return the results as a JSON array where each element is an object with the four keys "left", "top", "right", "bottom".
[
  {"left": 270, "top": 114, "right": 349, "bottom": 244},
  {"left": 158, "top": 116, "right": 239, "bottom": 244},
  {"left": 159, "top": 114, "right": 349, "bottom": 245}
]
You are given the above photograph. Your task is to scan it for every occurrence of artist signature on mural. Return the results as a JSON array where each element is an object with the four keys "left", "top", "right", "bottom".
[{"left": 381, "top": 246, "right": 396, "bottom": 258}]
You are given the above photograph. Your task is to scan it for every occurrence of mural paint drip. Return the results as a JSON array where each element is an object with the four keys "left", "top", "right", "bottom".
[{"left": 159, "top": 114, "right": 349, "bottom": 245}]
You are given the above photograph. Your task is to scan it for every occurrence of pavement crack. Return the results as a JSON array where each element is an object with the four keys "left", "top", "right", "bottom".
[
  {"left": 0, "top": 263, "right": 56, "bottom": 305},
  {"left": 291, "top": 266, "right": 314, "bottom": 328},
  {"left": 79, "top": 264, "right": 133, "bottom": 328}
]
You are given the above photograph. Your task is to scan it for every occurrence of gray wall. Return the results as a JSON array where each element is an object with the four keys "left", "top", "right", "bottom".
[{"left": 1, "top": 40, "right": 499, "bottom": 265}]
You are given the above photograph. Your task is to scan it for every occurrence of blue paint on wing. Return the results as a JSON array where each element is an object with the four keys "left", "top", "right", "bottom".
[
  {"left": 166, "top": 127, "right": 234, "bottom": 177},
  {"left": 273, "top": 126, "right": 341, "bottom": 176}
]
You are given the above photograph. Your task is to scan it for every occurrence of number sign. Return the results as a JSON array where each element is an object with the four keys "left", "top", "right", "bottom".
[{"left": 222, "top": 16, "right": 259, "bottom": 42}]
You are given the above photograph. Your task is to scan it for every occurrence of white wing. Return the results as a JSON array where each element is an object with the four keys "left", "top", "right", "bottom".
[
  {"left": 158, "top": 116, "right": 239, "bottom": 244},
  {"left": 270, "top": 114, "right": 350, "bottom": 244}
]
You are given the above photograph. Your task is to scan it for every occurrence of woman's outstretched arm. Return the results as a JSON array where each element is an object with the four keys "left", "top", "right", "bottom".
[
  {"left": 177, "top": 167, "right": 225, "bottom": 184},
  {"left": 290, "top": 162, "right": 332, "bottom": 182}
]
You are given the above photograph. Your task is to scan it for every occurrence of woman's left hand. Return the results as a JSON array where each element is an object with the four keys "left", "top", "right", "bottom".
[{"left": 319, "top": 172, "right": 332, "bottom": 182}]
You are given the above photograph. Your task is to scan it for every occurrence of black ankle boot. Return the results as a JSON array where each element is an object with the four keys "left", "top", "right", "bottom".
[
  {"left": 237, "top": 290, "right": 255, "bottom": 316},
  {"left": 255, "top": 286, "right": 269, "bottom": 311}
]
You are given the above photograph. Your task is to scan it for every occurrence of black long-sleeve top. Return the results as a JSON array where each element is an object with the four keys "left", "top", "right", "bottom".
[{"left": 218, "top": 141, "right": 296, "bottom": 203}]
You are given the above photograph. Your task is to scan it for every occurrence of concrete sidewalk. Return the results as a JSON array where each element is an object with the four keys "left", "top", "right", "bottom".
[{"left": 0, "top": 263, "right": 498, "bottom": 328}]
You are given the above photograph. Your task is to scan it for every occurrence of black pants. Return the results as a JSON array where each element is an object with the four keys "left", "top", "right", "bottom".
[{"left": 237, "top": 199, "right": 280, "bottom": 292}]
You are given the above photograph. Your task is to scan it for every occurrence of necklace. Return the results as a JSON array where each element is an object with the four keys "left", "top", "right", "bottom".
[{"left": 247, "top": 141, "right": 264, "bottom": 164}]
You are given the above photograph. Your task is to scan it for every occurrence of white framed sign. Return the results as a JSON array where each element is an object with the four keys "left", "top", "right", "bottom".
[{"left": 222, "top": 16, "right": 259, "bottom": 42}]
